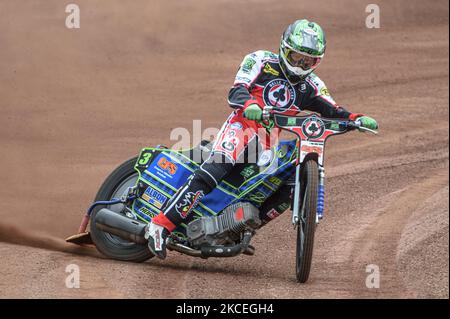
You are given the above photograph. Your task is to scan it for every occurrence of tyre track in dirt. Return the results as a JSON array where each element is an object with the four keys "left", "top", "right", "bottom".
[
  {"left": 396, "top": 186, "right": 449, "bottom": 298},
  {"left": 327, "top": 148, "right": 449, "bottom": 179},
  {"left": 348, "top": 170, "right": 449, "bottom": 298},
  {"left": 325, "top": 125, "right": 449, "bottom": 160}
]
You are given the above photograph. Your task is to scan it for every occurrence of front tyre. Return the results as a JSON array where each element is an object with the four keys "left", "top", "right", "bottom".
[
  {"left": 90, "top": 157, "right": 153, "bottom": 262},
  {"left": 296, "top": 159, "right": 319, "bottom": 283}
]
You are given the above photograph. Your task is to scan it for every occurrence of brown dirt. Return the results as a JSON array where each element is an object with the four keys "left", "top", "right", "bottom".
[{"left": 0, "top": 0, "right": 448, "bottom": 298}]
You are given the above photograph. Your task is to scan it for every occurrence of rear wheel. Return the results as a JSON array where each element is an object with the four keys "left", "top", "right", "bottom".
[
  {"left": 296, "top": 159, "right": 319, "bottom": 283},
  {"left": 90, "top": 157, "right": 153, "bottom": 262}
]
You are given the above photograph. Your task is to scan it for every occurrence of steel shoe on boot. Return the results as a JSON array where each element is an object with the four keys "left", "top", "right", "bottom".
[{"left": 144, "top": 222, "right": 169, "bottom": 260}]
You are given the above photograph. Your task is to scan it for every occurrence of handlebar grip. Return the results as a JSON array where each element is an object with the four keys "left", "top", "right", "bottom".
[{"left": 349, "top": 120, "right": 378, "bottom": 134}]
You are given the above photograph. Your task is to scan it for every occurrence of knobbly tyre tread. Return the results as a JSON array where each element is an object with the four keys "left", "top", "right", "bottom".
[
  {"left": 90, "top": 156, "right": 153, "bottom": 262},
  {"left": 296, "top": 159, "right": 318, "bottom": 283}
]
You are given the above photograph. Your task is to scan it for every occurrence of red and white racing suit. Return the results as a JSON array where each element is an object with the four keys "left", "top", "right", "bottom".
[{"left": 218, "top": 50, "right": 362, "bottom": 162}]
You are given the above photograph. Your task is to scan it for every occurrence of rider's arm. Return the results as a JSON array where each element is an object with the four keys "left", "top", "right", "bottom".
[
  {"left": 227, "top": 51, "right": 265, "bottom": 109},
  {"left": 308, "top": 95, "right": 362, "bottom": 120},
  {"left": 228, "top": 85, "right": 257, "bottom": 109},
  {"left": 304, "top": 75, "right": 363, "bottom": 120}
]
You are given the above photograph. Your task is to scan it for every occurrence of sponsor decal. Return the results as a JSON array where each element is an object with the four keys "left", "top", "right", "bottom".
[
  {"left": 266, "top": 208, "right": 281, "bottom": 220},
  {"left": 257, "top": 149, "right": 273, "bottom": 167},
  {"left": 149, "top": 154, "right": 191, "bottom": 185},
  {"left": 301, "top": 116, "right": 325, "bottom": 139},
  {"left": 263, "top": 63, "right": 280, "bottom": 76},
  {"left": 287, "top": 117, "right": 298, "bottom": 126},
  {"left": 300, "top": 83, "right": 307, "bottom": 93},
  {"left": 320, "top": 87, "right": 330, "bottom": 96},
  {"left": 278, "top": 202, "right": 290, "bottom": 212},
  {"left": 248, "top": 191, "right": 267, "bottom": 204},
  {"left": 230, "top": 122, "right": 243, "bottom": 130},
  {"left": 139, "top": 206, "right": 156, "bottom": 218},
  {"left": 242, "top": 57, "right": 256, "bottom": 73},
  {"left": 263, "top": 79, "right": 296, "bottom": 109},
  {"left": 240, "top": 165, "right": 257, "bottom": 179},
  {"left": 263, "top": 51, "right": 278, "bottom": 60},
  {"left": 142, "top": 186, "right": 168, "bottom": 209},
  {"left": 157, "top": 156, "right": 178, "bottom": 175},
  {"left": 175, "top": 191, "right": 204, "bottom": 218},
  {"left": 235, "top": 76, "right": 251, "bottom": 83},
  {"left": 268, "top": 176, "right": 283, "bottom": 187}
]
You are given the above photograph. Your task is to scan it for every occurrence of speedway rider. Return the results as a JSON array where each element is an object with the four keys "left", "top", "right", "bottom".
[{"left": 145, "top": 19, "right": 378, "bottom": 259}]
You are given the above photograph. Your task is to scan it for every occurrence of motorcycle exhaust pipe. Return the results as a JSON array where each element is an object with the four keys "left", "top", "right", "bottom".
[
  {"left": 94, "top": 208, "right": 147, "bottom": 245},
  {"left": 94, "top": 208, "right": 254, "bottom": 258}
]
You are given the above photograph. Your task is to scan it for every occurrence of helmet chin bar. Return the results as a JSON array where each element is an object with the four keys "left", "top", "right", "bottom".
[
  {"left": 279, "top": 63, "right": 304, "bottom": 85},
  {"left": 280, "top": 52, "right": 318, "bottom": 84}
]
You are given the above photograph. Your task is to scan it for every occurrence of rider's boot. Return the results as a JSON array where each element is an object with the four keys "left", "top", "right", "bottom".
[{"left": 144, "top": 220, "right": 170, "bottom": 259}]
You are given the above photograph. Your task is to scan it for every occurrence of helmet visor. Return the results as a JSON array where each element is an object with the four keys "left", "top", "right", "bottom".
[{"left": 286, "top": 50, "right": 321, "bottom": 71}]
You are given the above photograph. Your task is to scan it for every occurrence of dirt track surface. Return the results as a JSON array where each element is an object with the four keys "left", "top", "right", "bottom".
[{"left": 0, "top": 0, "right": 448, "bottom": 298}]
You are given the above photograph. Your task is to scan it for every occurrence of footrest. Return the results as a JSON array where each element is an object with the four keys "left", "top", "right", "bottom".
[{"left": 65, "top": 232, "right": 93, "bottom": 245}]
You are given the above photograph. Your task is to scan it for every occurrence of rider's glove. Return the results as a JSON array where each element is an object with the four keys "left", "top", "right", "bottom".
[
  {"left": 357, "top": 116, "right": 378, "bottom": 130},
  {"left": 244, "top": 103, "right": 263, "bottom": 121}
]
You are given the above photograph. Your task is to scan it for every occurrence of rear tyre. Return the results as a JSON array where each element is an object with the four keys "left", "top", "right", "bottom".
[
  {"left": 296, "top": 159, "right": 319, "bottom": 283},
  {"left": 90, "top": 157, "right": 153, "bottom": 262}
]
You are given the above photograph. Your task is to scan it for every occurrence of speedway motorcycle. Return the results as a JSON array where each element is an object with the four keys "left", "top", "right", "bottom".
[{"left": 66, "top": 106, "right": 377, "bottom": 283}]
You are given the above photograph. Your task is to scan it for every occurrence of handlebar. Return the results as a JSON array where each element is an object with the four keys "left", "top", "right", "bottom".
[{"left": 261, "top": 105, "right": 378, "bottom": 135}]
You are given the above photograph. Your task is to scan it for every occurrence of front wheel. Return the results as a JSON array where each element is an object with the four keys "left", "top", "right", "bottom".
[
  {"left": 89, "top": 157, "right": 154, "bottom": 262},
  {"left": 296, "top": 159, "right": 318, "bottom": 283}
]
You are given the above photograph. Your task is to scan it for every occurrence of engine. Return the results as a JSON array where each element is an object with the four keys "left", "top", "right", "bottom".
[{"left": 186, "top": 202, "right": 261, "bottom": 247}]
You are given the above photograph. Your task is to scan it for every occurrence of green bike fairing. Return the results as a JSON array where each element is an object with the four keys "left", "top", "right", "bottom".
[{"left": 131, "top": 140, "right": 298, "bottom": 239}]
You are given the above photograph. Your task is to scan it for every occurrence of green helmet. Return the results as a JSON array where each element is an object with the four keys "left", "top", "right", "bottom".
[{"left": 279, "top": 19, "right": 326, "bottom": 85}]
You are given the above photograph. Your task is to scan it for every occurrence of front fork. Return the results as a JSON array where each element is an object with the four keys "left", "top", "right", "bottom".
[
  {"left": 291, "top": 164, "right": 302, "bottom": 226},
  {"left": 317, "top": 166, "right": 325, "bottom": 223},
  {"left": 291, "top": 163, "right": 326, "bottom": 226}
]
